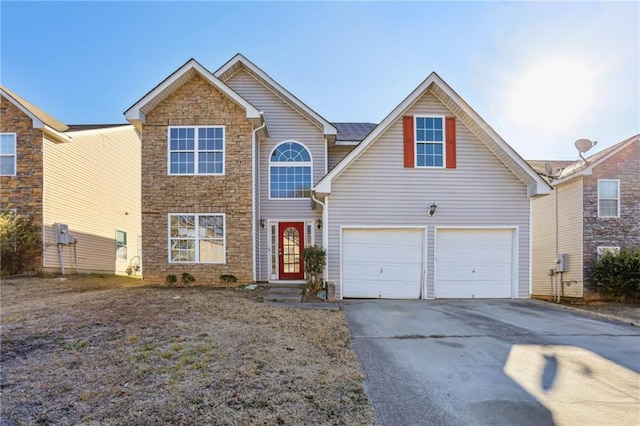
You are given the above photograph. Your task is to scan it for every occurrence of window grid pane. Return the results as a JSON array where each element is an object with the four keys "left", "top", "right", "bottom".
[
  {"left": 269, "top": 142, "right": 312, "bottom": 199},
  {"left": 415, "top": 117, "right": 444, "bottom": 167},
  {"left": 170, "top": 214, "right": 224, "bottom": 263},
  {"left": 598, "top": 181, "right": 619, "bottom": 217},
  {"left": 169, "top": 127, "right": 223, "bottom": 175}
]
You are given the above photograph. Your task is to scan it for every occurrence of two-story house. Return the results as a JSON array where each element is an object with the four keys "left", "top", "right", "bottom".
[
  {"left": 1, "top": 86, "right": 141, "bottom": 275},
  {"left": 529, "top": 135, "right": 640, "bottom": 300},
  {"left": 125, "top": 54, "right": 550, "bottom": 298}
]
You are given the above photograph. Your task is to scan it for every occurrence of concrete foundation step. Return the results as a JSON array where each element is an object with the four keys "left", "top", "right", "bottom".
[{"left": 264, "top": 285, "right": 304, "bottom": 303}]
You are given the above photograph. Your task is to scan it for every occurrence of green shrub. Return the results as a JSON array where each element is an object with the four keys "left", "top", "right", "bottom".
[
  {"left": 181, "top": 272, "right": 195, "bottom": 287},
  {"left": 220, "top": 274, "right": 238, "bottom": 284},
  {"left": 0, "top": 210, "right": 41, "bottom": 276},
  {"left": 165, "top": 274, "right": 177, "bottom": 287},
  {"left": 591, "top": 247, "right": 640, "bottom": 301},
  {"left": 303, "top": 245, "right": 326, "bottom": 295}
]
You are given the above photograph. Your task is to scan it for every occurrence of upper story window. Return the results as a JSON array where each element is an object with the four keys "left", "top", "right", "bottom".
[
  {"left": 169, "top": 213, "right": 225, "bottom": 263},
  {"left": 598, "top": 179, "right": 619, "bottom": 218},
  {"left": 269, "top": 141, "right": 312, "bottom": 199},
  {"left": 0, "top": 133, "right": 17, "bottom": 176},
  {"left": 415, "top": 116, "right": 445, "bottom": 168},
  {"left": 168, "top": 126, "right": 224, "bottom": 175}
]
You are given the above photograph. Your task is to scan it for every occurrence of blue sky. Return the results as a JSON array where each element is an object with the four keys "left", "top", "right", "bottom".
[{"left": 1, "top": 1, "right": 638, "bottom": 160}]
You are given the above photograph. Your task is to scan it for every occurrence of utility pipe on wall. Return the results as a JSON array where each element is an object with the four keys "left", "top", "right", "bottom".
[{"left": 251, "top": 121, "right": 267, "bottom": 282}]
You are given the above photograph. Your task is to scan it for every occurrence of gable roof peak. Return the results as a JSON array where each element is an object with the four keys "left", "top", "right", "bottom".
[
  {"left": 124, "top": 57, "right": 262, "bottom": 130},
  {"left": 214, "top": 54, "right": 337, "bottom": 139},
  {"left": 0, "top": 85, "right": 69, "bottom": 132}
]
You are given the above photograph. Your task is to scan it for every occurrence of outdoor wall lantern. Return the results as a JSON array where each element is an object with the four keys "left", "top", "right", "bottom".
[
  {"left": 316, "top": 219, "right": 323, "bottom": 229},
  {"left": 260, "top": 219, "right": 266, "bottom": 229},
  {"left": 428, "top": 203, "right": 438, "bottom": 217}
]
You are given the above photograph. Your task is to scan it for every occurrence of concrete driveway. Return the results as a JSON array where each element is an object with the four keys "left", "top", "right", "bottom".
[{"left": 341, "top": 299, "right": 640, "bottom": 426}]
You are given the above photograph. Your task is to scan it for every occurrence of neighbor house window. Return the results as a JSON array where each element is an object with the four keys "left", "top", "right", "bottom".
[
  {"left": 0, "top": 133, "right": 17, "bottom": 176},
  {"left": 269, "top": 141, "right": 312, "bottom": 198},
  {"left": 116, "top": 230, "right": 127, "bottom": 260},
  {"left": 168, "top": 126, "right": 224, "bottom": 175},
  {"left": 597, "top": 246, "right": 620, "bottom": 260},
  {"left": 415, "top": 116, "right": 445, "bottom": 168},
  {"left": 598, "top": 179, "right": 619, "bottom": 217},
  {"left": 169, "top": 214, "right": 225, "bottom": 263}
]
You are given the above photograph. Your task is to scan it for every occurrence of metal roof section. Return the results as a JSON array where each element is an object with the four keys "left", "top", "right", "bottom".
[
  {"left": 545, "top": 134, "right": 639, "bottom": 185},
  {"left": 124, "top": 58, "right": 263, "bottom": 131},
  {"left": 333, "top": 122, "right": 377, "bottom": 144},
  {"left": 314, "top": 72, "right": 552, "bottom": 197},
  {"left": 215, "top": 54, "right": 337, "bottom": 141}
]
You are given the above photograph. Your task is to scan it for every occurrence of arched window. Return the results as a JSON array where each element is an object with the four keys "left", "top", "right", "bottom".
[{"left": 269, "top": 141, "right": 312, "bottom": 199}]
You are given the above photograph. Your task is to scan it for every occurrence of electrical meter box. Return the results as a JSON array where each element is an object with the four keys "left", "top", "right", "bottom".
[
  {"left": 55, "top": 223, "right": 74, "bottom": 244},
  {"left": 555, "top": 253, "right": 569, "bottom": 273}
]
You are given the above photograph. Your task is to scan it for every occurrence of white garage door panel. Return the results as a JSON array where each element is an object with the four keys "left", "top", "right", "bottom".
[
  {"left": 436, "top": 229, "right": 513, "bottom": 298},
  {"left": 342, "top": 229, "right": 423, "bottom": 299}
]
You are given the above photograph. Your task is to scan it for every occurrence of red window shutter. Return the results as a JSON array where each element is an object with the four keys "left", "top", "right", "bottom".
[
  {"left": 403, "top": 116, "right": 414, "bottom": 168},
  {"left": 445, "top": 117, "right": 456, "bottom": 169}
]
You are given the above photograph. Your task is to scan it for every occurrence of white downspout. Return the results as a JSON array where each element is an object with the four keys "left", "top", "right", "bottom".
[
  {"left": 310, "top": 191, "right": 329, "bottom": 283},
  {"left": 251, "top": 121, "right": 267, "bottom": 282}
]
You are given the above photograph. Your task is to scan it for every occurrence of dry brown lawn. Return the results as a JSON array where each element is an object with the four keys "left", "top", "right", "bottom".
[{"left": 0, "top": 275, "right": 375, "bottom": 425}]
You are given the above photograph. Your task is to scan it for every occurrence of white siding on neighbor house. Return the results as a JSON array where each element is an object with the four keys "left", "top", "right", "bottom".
[
  {"left": 327, "top": 91, "right": 531, "bottom": 298},
  {"left": 225, "top": 69, "right": 323, "bottom": 281},
  {"left": 531, "top": 178, "right": 583, "bottom": 298},
  {"left": 42, "top": 126, "right": 141, "bottom": 275}
]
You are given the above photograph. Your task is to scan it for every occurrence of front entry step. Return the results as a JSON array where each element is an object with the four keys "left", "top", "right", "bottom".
[{"left": 264, "top": 286, "right": 304, "bottom": 302}]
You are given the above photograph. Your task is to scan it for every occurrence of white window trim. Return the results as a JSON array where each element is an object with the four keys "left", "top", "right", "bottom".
[
  {"left": 0, "top": 133, "right": 17, "bottom": 176},
  {"left": 268, "top": 140, "right": 313, "bottom": 200},
  {"left": 597, "top": 246, "right": 620, "bottom": 260},
  {"left": 168, "top": 213, "right": 226, "bottom": 264},
  {"left": 167, "top": 126, "right": 225, "bottom": 176},
  {"left": 116, "top": 229, "right": 128, "bottom": 261},
  {"left": 597, "top": 179, "right": 620, "bottom": 218},
  {"left": 414, "top": 115, "right": 446, "bottom": 169}
]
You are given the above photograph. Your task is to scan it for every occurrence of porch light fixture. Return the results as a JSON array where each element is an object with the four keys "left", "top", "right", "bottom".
[
  {"left": 428, "top": 203, "right": 438, "bottom": 217},
  {"left": 260, "top": 219, "right": 266, "bottom": 229},
  {"left": 316, "top": 219, "right": 322, "bottom": 229}
]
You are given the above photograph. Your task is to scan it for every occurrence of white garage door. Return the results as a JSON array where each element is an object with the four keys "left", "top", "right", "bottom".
[
  {"left": 342, "top": 228, "right": 424, "bottom": 299},
  {"left": 435, "top": 228, "right": 514, "bottom": 298}
]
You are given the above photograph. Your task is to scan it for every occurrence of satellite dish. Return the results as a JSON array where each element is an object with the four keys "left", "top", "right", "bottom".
[
  {"left": 575, "top": 139, "right": 597, "bottom": 154},
  {"left": 544, "top": 162, "right": 553, "bottom": 175}
]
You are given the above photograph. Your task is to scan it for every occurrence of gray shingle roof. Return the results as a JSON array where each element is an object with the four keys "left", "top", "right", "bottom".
[{"left": 332, "top": 122, "right": 377, "bottom": 142}]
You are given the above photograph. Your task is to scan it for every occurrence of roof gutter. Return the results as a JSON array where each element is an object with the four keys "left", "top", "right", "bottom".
[
  {"left": 43, "top": 126, "right": 73, "bottom": 143},
  {"left": 251, "top": 120, "right": 267, "bottom": 282}
]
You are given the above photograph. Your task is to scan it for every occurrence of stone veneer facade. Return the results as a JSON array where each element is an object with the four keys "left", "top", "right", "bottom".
[
  {"left": 0, "top": 95, "right": 44, "bottom": 268},
  {"left": 141, "top": 75, "right": 254, "bottom": 285},
  {"left": 582, "top": 141, "right": 640, "bottom": 295}
]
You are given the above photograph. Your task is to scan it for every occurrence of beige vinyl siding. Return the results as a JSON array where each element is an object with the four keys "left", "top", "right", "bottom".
[
  {"left": 557, "top": 178, "right": 584, "bottom": 297},
  {"left": 328, "top": 145, "right": 356, "bottom": 171},
  {"left": 327, "top": 91, "right": 531, "bottom": 298},
  {"left": 531, "top": 190, "right": 557, "bottom": 296},
  {"left": 226, "top": 69, "right": 323, "bottom": 280},
  {"left": 42, "top": 126, "right": 141, "bottom": 275},
  {"left": 531, "top": 178, "right": 583, "bottom": 297}
]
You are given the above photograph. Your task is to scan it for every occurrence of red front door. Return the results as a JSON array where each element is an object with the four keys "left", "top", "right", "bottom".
[{"left": 278, "top": 222, "right": 304, "bottom": 280}]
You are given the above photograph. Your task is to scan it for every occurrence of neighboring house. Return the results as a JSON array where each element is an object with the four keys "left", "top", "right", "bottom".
[
  {"left": 125, "top": 54, "right": 551, "bottom": 299},
  {"left": 0, "top": 86, "right": 141, "bottom": 275},
  {"left": 529, "top": 135, "right": 640, "bottom": 300}
]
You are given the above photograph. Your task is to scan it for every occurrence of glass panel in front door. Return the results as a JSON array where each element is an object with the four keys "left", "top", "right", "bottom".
[{"left": 283, "top": 226, "right": 300, "bottom": 273}]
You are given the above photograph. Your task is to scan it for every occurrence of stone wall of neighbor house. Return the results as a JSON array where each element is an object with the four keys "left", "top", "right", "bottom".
[
  {"left": 141, "top": 74, "right": 254, "bottom": 285},
  {"left": 583, "top": 141, "right": 640, "bottom": 296},
  {"left": 0, "top": 95, "right": 44, "bottom": 268}
]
